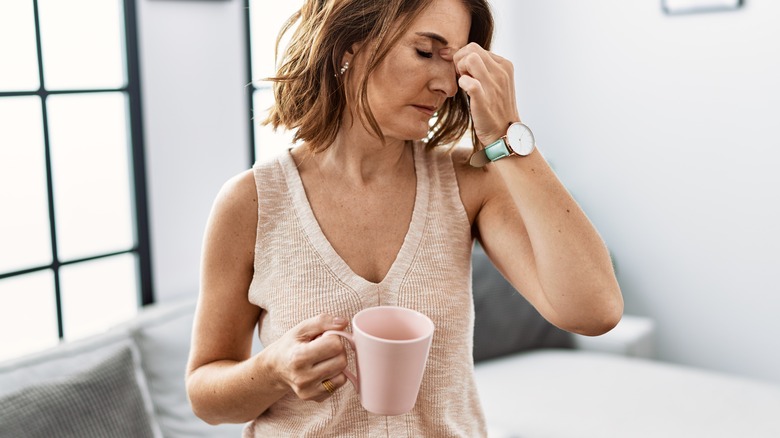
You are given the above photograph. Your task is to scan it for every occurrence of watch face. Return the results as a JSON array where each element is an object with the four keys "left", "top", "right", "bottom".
[{"left": 507, "top": 123, "right": 535, "bottom": 156}]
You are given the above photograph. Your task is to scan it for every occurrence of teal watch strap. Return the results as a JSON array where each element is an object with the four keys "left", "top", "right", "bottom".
[
  {"left": 484, "top": 138, "right": 511, "bottom": 161},
  {"left": 469, "top": 122, "right": 535, "bottom": 168},
  {"left": 468, "top": 137, "right": 511, "bottom": 167}
]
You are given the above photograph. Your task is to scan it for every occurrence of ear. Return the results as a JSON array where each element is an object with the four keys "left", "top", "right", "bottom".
[{"left": 340, "top": 42, "right": 362, "bottom": 66}]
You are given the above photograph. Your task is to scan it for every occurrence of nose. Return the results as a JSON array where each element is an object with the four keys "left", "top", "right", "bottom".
[{"left": 430, "top": 61, "right": 458, "bottom": 98}]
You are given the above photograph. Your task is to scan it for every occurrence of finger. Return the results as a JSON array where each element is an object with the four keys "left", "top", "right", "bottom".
[
  {"left": 314, "top": 373, "right": 349, "bottom": 402},
  {"left": 305, "top": 332, "right": 347, "bottom": 363},
  {"left": 458, "top": 74, "right": 484, "bottom": 97},
  {"left": 311, "top": 348, "right": 348, "bottom": 377},
  {"left": 455, "top": 45, "right": 510, "bottom": 81},
  {"left": 452, "top": 41, "right": 484, "bottom": 64},
  {"left": 456, "top": 52, "right": 490, "bottom": 82},
  {"left": 327, "top": 372, "right": 348, "bottom": 390},
  {"left": 453, "top": 42, "right": 495, "bottom": 71},
  {"left": 438, "top": 47, "right": 454, "bottom": 62},
  {"left": 288, "top": 358, "right": 346, "bottom": 402},
  {"left": 294, "top": 314, "right": 348, "bottom": 341},
  {"left": 324, "top": 373, "right": 349, "bottom": 393}
]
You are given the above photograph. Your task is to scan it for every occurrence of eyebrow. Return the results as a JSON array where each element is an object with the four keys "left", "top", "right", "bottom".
[{"left": 414, "top": 32, "right": 449, "bottom": 46}]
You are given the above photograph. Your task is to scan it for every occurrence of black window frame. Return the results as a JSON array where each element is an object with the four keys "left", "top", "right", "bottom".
[
  {"left": 244, "top": 0, "right": 258, "bottom": 165},
  {"left": 0, "top": 0, "right": 154, "bottom": 342}
]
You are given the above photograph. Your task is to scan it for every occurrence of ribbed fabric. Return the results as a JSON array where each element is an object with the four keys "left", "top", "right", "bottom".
[
  {"left": 0, "top": 347, "right": 158, "bottom": 438},
  {"left": 244, "top": 143, "right": 486, "bottom": 437}
]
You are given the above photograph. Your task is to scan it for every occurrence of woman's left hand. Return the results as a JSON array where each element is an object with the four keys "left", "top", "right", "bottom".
[{"left": 452, "top": 43, "right": 521, "bottom": 146}]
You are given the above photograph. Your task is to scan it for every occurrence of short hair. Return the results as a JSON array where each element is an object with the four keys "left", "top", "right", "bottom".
[{"left": 263, "top": 0, "right": 494, "bottom": 153}]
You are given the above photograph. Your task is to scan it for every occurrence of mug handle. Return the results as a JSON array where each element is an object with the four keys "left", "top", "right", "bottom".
[{"left": 322, "top": 330, "right": 359, "bottom": 393}]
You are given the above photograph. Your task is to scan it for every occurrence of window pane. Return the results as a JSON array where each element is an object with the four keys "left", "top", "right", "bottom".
[
  {"left": 0, "top": 271, "right": 58, "bottom": 361},
  {"left": 248, "top": 1, "right": 303, "bottom": 83},
  {"left": 0, "top": 0, "right": 40, "bottom": 91},
  {"left": 38, "top": 0, "right": 126, "bottom": 90},
  {"left": 0, "top": 97, "right": 52, "bottom": 274},
  {"left": 60, "top": 253, "right": 138, "bottom": 341},
  {"left": 47, "top": 92, "right": 135, "bottom": 261},
  {"left": 253, "top": 88, "right": 297, "bottom": 162}
]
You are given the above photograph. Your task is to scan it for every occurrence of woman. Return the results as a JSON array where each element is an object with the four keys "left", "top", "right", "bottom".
[{"left": 186, "top": 0, "right": 623, "bottom": 436}]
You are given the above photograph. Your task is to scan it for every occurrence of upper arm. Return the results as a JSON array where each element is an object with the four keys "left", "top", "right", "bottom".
[
  {"left": 451, "top": 149, "right": 551, "bottom": 318},
  {"left": 455, "top": 146, "right": 622, "bottom": 334},
  {"left": 187, "top": 169, "right": 261, "bottom": 375},
  {"left": 474, "top": 183, "right": 546, "bottom": 308}
]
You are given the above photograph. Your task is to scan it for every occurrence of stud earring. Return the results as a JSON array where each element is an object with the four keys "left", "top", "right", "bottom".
[{"left": 339, "top": 61, "right": 350, "bottom": 75}]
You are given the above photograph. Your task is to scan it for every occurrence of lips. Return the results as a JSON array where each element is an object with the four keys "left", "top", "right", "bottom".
[{"left": 412, "top": 105, "right": 436, "bottom": 117}]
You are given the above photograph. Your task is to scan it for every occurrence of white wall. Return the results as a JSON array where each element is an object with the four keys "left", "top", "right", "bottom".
[
  {"left": 492, "top": 0, "right": 780, "bottom": 383},
  {"left": 136, "top": 0, "right": 250, "bottom": 302},
  {"left": 136, "top": 0, "right": 780, "bottom": 383}
]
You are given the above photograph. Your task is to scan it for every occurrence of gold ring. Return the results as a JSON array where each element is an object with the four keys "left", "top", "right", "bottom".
[{"left": 322, "top": 379, "right": 336, "bottom": 394}]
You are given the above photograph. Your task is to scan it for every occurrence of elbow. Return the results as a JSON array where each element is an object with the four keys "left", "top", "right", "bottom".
[
  {"left": 186, "top": 376, "right": 262, "bottom": 426},
  {"left": 188, "top": 401, "right": 220, "bottom": 426},
  {"left": 575, "top": 310, "right": 622, "bottom": 337},
  {"left": 185, "top": 374, "right": 232, "bottom": 426},
  {"left": 576, "top": 292, "right": 624, "bottom": 337},
  {"left": 186, "top": 378, "right": 218, "bottom": 425},
  {"left": 559, "top": 285, "right": 624, "bottom": 337},
  {"left": 191, "top": 408, "right": 222, "bottom": 427}
]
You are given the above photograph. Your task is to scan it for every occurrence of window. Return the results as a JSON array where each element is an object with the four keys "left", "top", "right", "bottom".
[
  {"left": 246, "top": 1, "right": 303, "bottom": 163},
  {"left": 0, "top": 0, "right": 152, "bottom": 362}
]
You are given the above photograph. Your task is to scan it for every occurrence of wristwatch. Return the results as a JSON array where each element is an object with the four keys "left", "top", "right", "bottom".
[{"left": 469, "top": 122, "right": 536, "bottom": 168}]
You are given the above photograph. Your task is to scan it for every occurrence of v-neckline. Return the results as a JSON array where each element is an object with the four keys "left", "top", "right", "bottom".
[{"left": 279, "top": 144, "right": 430, "bottom": 294}]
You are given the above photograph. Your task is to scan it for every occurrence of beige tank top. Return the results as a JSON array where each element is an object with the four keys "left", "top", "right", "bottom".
[{"left": 244, "top": 143, "right": 487, "bottom": 437}]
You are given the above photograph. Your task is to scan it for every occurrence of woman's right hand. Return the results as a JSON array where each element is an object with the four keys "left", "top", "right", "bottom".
[{"left": 263, "top": 314, "right": 350, "bottom": 402}]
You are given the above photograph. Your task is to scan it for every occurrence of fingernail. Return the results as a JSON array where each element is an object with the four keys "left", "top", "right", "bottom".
[{"left": 333, "top": 317, "right": 347, "bottom": 325}]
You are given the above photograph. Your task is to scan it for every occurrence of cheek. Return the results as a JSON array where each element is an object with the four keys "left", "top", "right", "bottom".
[
  {"left": 369, "top": 69, "right": 426, "bottom": 113},
  {"left": 370, "top": 51, "right": 428, "bottom": 99}
]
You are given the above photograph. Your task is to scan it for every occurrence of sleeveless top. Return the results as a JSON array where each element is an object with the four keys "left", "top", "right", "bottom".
[{"left": 244, "top": 143, "right": 487, "bottom": 437}]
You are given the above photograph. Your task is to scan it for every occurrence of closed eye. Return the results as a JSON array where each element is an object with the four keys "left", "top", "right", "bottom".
[{"left": 416, "top": 49, "right": 433, "bottom": 59}]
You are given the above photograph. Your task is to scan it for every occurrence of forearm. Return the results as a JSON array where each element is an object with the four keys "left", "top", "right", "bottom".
[
  {"left": 187, "top": 352, "right": 288, "bottom": 425},
  {"left": 495, "top": 151, "right": 623, "bottom": 333}
]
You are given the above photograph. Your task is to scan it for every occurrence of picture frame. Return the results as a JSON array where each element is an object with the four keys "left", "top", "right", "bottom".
[{"left": 662, "top": 0, "right": 744, "bottom": 15}]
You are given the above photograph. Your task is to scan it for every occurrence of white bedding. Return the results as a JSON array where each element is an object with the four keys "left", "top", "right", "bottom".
[{"left": 474, "top": 350, "right": 780, "bottom": 438}]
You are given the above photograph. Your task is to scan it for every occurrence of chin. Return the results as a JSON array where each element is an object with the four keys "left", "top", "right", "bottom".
[
  {"left": 377, "top": 110, "right": 433, "bottom": 142},
  {"left": 388, "top": 133, "right": 429, "bottom": 143},
  {"left": 387, "top": 124, "right": 431, "bottom": 143}
]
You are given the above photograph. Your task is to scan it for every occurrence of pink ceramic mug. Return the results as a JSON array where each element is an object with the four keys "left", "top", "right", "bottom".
[{"left": 323, "top": 306, "right": 434, "bottom": 416}]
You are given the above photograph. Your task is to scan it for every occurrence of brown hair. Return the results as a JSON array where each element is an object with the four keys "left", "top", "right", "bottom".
[{"left": 263, "top": 0, "right": 494, "bottom": 153}]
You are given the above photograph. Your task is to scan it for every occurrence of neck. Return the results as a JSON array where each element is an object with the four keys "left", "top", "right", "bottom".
[{"left": 309, "top": 123, "right": 414, "bottom": 187}]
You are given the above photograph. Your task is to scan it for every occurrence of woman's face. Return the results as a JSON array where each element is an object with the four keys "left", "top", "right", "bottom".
[{"left": 352, "top": 0, "right": 471, "bottom": 142}]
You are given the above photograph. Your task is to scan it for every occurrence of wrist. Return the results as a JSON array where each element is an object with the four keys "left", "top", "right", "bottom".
[
  {"left": 480, "top": 121, "right": 513, "bottom": 146},
  {"left": 252, "top": 347, "right": 290, "bottom": 394},
  {"left": 470, "top": 121, "right": 535, "bottom": 168}
]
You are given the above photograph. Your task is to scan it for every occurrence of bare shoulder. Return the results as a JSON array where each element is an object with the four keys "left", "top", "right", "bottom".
[
  {"left": 216, "top": 168, "right": 257, "bottom": 212},
  {"left": 202, "top": 169, "right": 258, "bottom": 275},
  {"left": 210, "top": 169, "right": 257, "bottom": 234}
]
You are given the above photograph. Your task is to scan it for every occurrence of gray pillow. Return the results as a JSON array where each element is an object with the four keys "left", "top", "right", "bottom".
[
  {"left": 0, "top": 346, "right": 157, "bottom": 438},
  {"left": 472, "top": 244, "right": 573, "bottom": 362},
  {"left": 132, "top": 300, "right": 247, "bottom": 438}
]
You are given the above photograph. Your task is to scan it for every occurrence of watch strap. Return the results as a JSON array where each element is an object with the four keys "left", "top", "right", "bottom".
[
  {"left": 469, "top": 137, "right": 510, "bottom": 168},
  {"left": 468, "top": 149, "right": 491, "bottom": 167}
]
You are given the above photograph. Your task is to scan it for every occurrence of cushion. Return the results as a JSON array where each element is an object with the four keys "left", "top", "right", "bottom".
[
  {"left": 131, "top": 299, "right": 246, "bottom": 438},
  {"left": 0, "top": 346, "right": 161, "bottom": 438},
  {"left": 472, "top": 243, "right": 573, "bottom": 362},
  {"left": 0, "top": 330, "right": 133, "bottom": 396}
]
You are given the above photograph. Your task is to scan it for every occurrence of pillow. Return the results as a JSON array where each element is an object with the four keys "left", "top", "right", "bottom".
[
  {"left": 472, "top": 244, "right": 573, "bottom": 362},
  {"left": 131, "top": 299, "right": 246, "bottom": 438},
  {"left": 0, "top": 330, "right": 134, "bottom": 396},
  {"left": 0, "top": 346, "right": 160, "bottom": 438}
]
